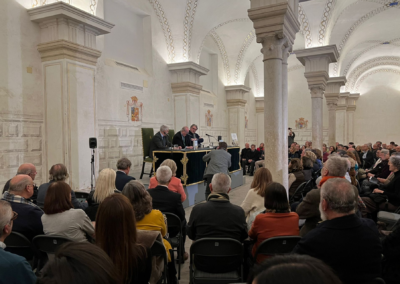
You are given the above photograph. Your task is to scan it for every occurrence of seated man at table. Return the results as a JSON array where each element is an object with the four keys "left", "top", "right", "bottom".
[
  {"left": 172, "top": 126, "right": 192, "bottom": 149},
  {"left": 202, "top": 142, "right": 231, "bottom": 200},
  {"left": 149, "top": 125, "right": 173, "bottom": 159},
  {"left": 187, "top": 124, "right": 204, "bottom": 147}
]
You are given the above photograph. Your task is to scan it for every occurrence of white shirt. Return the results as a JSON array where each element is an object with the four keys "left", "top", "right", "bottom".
[{"left": 0, "top": 241, "right": 6, "bottom": 249}]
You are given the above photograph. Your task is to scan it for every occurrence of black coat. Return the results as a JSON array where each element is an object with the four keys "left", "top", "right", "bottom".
[
  {"left": 172, "top": 131, "right": 191, "bottom": 148},
  {"left": 115, "top": 171, "right": 135, "bottom": 192},
  {"left": 147, "top": 185, "right": 185, "bottom": 223},
  {"left": 380, "top": 171, "right": 400, "bottom": 206},
  {"left": 37, "top": 181, "right": 87, "bottom": 210},
  {"left": 362, "top": 150, "right": 375, "bottom": 169},
  {"left": 293, "top": 214, "right": 382, "bottom": 284},
  {"left": 247, "top": 150, "right": 260, "bottom": 161},
  {"left": 85, "top": 190, "right": 121, "bottom": 221},
  {"left": 148, "top": 132, "right": 172, "bottom": 158},
  {"left": 241, "top": 148, "right": 251, "bottom": 159},
  {"left": 187, "top": 131, "right": 204, "bottom": 146}
]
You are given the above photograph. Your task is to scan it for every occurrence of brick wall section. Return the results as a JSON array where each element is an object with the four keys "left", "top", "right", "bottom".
[{"left": 0, "top": 117, "right": 44, "bottom": 189}]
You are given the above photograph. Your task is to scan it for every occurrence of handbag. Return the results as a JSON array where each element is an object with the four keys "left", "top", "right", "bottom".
[{"left": 369, "top": 193, "right": 388, "bottom": 204}]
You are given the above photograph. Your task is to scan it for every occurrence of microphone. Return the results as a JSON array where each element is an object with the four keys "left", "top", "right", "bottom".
[{"left": 206, "top": 134, "right": 213, "bottom": 137}]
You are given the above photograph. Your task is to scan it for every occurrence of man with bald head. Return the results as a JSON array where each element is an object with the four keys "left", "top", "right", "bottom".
[
  {"left": 2, "top": 163, "right": 38, "bottom": 203},
  {"left": 1, "top": 175, "right": 44, "bottom": 240},
  {"left": 172, "top": 126, "right": 192, "bottom": 149}
]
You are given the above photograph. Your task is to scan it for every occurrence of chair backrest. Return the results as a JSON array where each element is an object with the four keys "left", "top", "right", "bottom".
[
  {"left": 74, "top": 192, "right": 89, "bottom": 199},
  {"left": 141, "top": 128, "right": 155, "bottom": 158},
  {"left": 164, "top": 212, "right": 182, "bottom": 238},
  {"left": 365, "top": 278, "right": 386, "bottom": 284},
  {"left": 190, "top": 238, "right": 243, "bottom": 273},
  {"left": 254, "top": 236, "right": 301, "bottom": 259},
  {"left": 168, "top": 129, "right": 175, "bottom": 143},
  {"left": 151, "top": 240, "right": 167, "bottom": 261},
  {"left": 290, "top": 182, "right": 307, "bottom": 203},
  {"left": 33, "top": 235, "right": 73, "bottom": 254},
  {"left": 302, "top": 178, "right": 316, "bottom": 197},
  {"left": 4, "top": 232, "right": 34, "bottom": 260}
]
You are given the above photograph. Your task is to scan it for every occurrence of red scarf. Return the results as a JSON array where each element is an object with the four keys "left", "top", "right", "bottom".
[{"left": 319, "top": 176, "right": 345, "bottom": 187}]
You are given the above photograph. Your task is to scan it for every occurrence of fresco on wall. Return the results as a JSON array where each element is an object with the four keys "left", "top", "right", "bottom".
[
  {"left": 205, "top": 110, "right": 213, "bottom": 127},
  {"left": 295, "top": 117, "right": 309, "bottom": 129},
  {"left": 126, "top": 96, "right": 143, "bottom": 125}
]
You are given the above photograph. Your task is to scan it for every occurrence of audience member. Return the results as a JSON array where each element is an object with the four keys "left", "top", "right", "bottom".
[
  {"left": 303, "top": 150, "right": 320, "bottom": 172},
  {"left": 301, "top": 156, "right": 313, "bottom": 180},
  {"left": 115, "top": 158, "right": 135, "bottom": 191},
  {"left": 187, "top": 124, "right": 203, "bottom": 147},
  {"left": 288, "top": 158, "right": 306, "bottom": 198},
  {"left": 247, "top": 255, "right": 341, "bottom": 284},
  {"left": 85, "top": 168, "right": 120, "bottom": 221},
  {"left": 242, "top": 144, "right": 260, "bottom": 176},
  {"left": 241, "top": 143, "right": 251, "bottom": 175},
  {"left": 202, "top": 142, "right": 231, "bottom": 199},
  {"left": 293, "top": 178, "right": 382, "bottom": 284},
  {"left": 38, "top": 242, "right": 119, "bottom": 284},
  {"left": 288, "top": 144, "right": 300, "bottom": 160},
  {"left": 2, "top": 163, "right": 38, "bottom": 204},
  {"left": 249, "top": 182, "right": 299, "bottom": 263},
  {"left": 347, "top": 149, "right": 361, "bottom": 171},
  {"left": 241, "top": 168, "right": 273, "bottom": 227},
  {"left": 37, "top": 164, "right": 86, "bottom": 210},
  {"left": 296, "top": 156, "right": 352, "bottom": 236},
  {"left": 149, "top": 125, "right": 173, "bottom": 158},
  {"left": 0, "top": 200, "right": 36, "bottom": 284},
  {"left": 1, "top": 175, "right": 43, "bottom": 240},
  {"left": 367, "top": 149, "right": 391, "bottom": 179},
  {"left": 187, "top": 173, "right": 247, "bottom": 242},
  {"left": 312, "top": 149, "right": 323, "bottom": 169},
  {"left": 149, "top": 159, "right": 186, "bottom": 202},
  {"left": 96, "top": 194, "right": 151, "bottom": 284},
  {"left": 322, "top": 146, "right": 329, "bottom": 162},
  {"left": 255, "top": 143, "right": 265, "bottom": 170},
  {"left": 396, "top": 145, "right": 400, "bottom": 153},
  {"left": 356, "top": 145, "right": 362, "bottom": 157},
  {"left": 361, "top": 144, "right": 375, "bottom": 169},
  {"left": 172, "top": 126, "right": 192, "bottom": 149},
  {"left": 288, "top": 128, "right": 295, "bottom": 146},
  {"left": 148, "top": 166, "right": 187, "bottom": 260},
  {"left": 328, "top": 146, "right": 335, "bottom": 154},
  {"left": 362, "top": 155, "right": 400, "bottom": 216},
  {"left": 42, "top": 181, "right": 94, "bottom": 242}
]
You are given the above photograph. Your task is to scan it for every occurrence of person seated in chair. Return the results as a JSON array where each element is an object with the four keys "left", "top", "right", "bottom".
[
  {"left": 0, "top": 200, "right": 36, "bottom": 284},
  {"left": 148, "top": 125, "right": 173, "bottom": 159},
  {"left": 241, "top": 144, "right": 260, "bottom": 176},
  {"left": 187, "top": 124, "right": 204, "bottom": 147},
  {"left": 361, "top": 144, "right": 375, "bottom": 169},
  {"left": 241, "top": 143, "right": 251, "bottom": 175},
  {"left": 255, "top": 143, "right": 265, "bottom": 171},
  {"left": 115, "top": 158, "right": 135, "bottom": 191},
  {"left": 172, "top": 126, "right": 192, "bottom": 149}
]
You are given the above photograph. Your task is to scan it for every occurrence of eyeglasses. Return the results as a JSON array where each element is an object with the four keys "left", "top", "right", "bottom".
[{"left": 11, "top": 211, "right": 18, "bottom": 222}]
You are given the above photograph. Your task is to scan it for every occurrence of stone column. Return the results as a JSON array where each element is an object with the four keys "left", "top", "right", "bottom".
[
  {"left": 225, "top": 85, "right": 250, "bottom": 147},
  {"left": 324, "top": 77, "right": 347, "bottom": 147},
  {"left": 255, "top": 97, "right": 264, "bottom": 145},
  {"left": 347, "top": 93, "right": 360, "bottom": 143},
  {"left": 336, "top": 92, "right": 350, "bottom": 144},
  {"left": 248, "top": 0, "right": 300, "bottom": 188},
  {"left": 295, "top": 45, "right": 339, "bottom": 151},
  {"left": 28, "top": 2, "right": 114, "bottom": 191},
  {"left": 168, "top": 62, "right": 209, "bottom": 132}
]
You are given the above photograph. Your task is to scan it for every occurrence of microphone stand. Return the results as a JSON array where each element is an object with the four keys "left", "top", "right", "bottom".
[{"left": 90, "top": 149, "right": 95, "bottom": 192}]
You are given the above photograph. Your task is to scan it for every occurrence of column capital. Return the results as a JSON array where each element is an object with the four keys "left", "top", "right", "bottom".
[
  {"left": 310, "top": 86, "right": 324, "bottom": 98},
  {"left": 255, "top": 97, "right": 264, "bottom": 113},
  {"left": 336, "top": 92, "right": 350, "bottom": 110},
  {"left": 324, "top": 93, "right": 339, "bottom": 110},
  {"left": 225, "top": 85, "right": 250, "bottom": 107},
  {"left": 326, "top": 76, "right": 347, "bottom": 94},
  {"left": 295, "top": 45, "right": 339, "bottom": 90},
  {"left": 347, "top": 93, "right": 360, "bottom": 111},
  {"left": 248, "top": 1, "right": 300, "bottom": 47},
  {"left": 28, "top": 2, "right": 114, "bottom": 65},
  {"left": 168, "top": 61, "right": 209, "bottom": 95}
]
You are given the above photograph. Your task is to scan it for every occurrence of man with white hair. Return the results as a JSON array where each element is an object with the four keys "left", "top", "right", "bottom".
[
  {"left": 172, "top": 126, "right": 192, "bottom": 149},
  {"left": 0, "top": 200, "right": 36, "bottom": 283},
  {"left": 1, "top": 175, "right": 43, "bottom": 241},
  {"left": 2, "top": 163, "right": 38, "bottom": 203},
  {"left": 293, "top": 178, "right": 382, "bottom": 284},
  {"left": 187, "top": 173, "right": 247, "bottom": 242},
  {"left": 361, "top": 144, "right": 375, "bottom": 169},
  {"left": 148, "top": 125, "right": 174, "bottom": 158},
  {"left": 296, "top": 156, "right": 360, "bottom": 236}
]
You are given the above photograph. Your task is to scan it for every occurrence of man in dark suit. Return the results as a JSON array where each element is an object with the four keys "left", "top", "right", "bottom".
[
  {"left": 241, "top": 143, "right": 251, "bottom": 175},
  {"left": 187, "top": 173, "right": 247, "bottom": 273},
  {"left": 242, "top": 144, "right": 260, "bottom": 176},
  {"left": 187, "top": 124, "right": 204, "bottom": 147},
  {"left": 148, "top": 125, "right": 173, "bottom": 158},
  {"left": 148, "top": 165, "right": 187, "bottom": 259},
  {"left": 115, "top": 158, "right": 135, "bottom": 191},
  {"left": 1, "top": 175, "right": 44, "bottom": 241},
  {"left": 172, "top": 126, "right": 192, "bottom": 149},
  {"left": 361, "top": 144, "right": 375, "bottom": 169},
  {"left": 293, "top": 178, "right": 382, "bottom": 284}
]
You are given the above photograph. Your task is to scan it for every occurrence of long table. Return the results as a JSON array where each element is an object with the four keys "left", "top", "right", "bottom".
[{"left": 153, "top": 146, "right": 241, "bottom": 186}]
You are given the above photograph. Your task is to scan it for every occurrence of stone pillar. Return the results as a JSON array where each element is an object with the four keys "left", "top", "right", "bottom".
[
  {"left": 336, "top": 92, "right": 350, "bottom": 144},
  {"left": 168, "top": 62, "right": 209, "bottom": 132},
  {"left": 28, "top": 2, "right": 114, "bottom": 191},
  {"left": 255, "top": 97, "right": 264, "bottom": 145},
  {"left": 225, "top": 85, "right": 250, "bottom": 147},
  {"left": 324, "top": 77, "right": 347, "bottom": 147},
  {"left": 248, "top": 0, "right": 300, "bottom": 188},
  {"left": 295, "top": 45, "right": 339, "bottom": 151},
  {"left": 347, "top": 93, "right": 360, "bottom": 143}
]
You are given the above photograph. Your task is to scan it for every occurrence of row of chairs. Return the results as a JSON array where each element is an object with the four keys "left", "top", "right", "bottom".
[{"left": 289, "top": 168, "right": 321, "bottom": 204}]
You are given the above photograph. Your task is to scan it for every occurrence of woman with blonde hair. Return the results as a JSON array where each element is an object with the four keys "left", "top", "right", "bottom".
[
  {"left": 85, "top": 168, "right": 120, "bottom": 221},
  {"left": 241, "top": 168, "right": 273, "bottom": 229},
  {"left": 303, "top": 150, "right": 320, "bottom": 173},
  {"left": 149, "top": 159, "right": 186, "bottom": 202}
]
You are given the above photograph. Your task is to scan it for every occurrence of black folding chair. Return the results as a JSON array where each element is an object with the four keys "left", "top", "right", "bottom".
[
  {"left": 164, "top": 212, "right": 183, "bottom": 280},
  {"left": 289, "top": 182, "right": 307, "bottom": 204},
  {"left": 74, "top": 191, "right": 89, "bottom": 203},
  {"left": 150, "top": 240, "right": 168, "bottom": 284},
  {"left": 365, "top": 278, "right": 386, "bottom": 284},
  {"left": 4, "top": 232, "right": 36, "bottom": 267},
  {"left": 189, "top": 238, "right": 243, "bottom": 284},
  {"left": 254, "top": 236, "right": 301, "bottom": 262},
  {"left": 302, "top": 178, "right": 316, "bottom": 197},
  {"left": 32, "top": 235, "right": 73, "bottom": 270}
]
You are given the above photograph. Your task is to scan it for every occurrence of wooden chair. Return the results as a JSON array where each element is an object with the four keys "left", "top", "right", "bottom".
[{"left": 140, "top": 128, "right": 155, "bottom": 179}]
